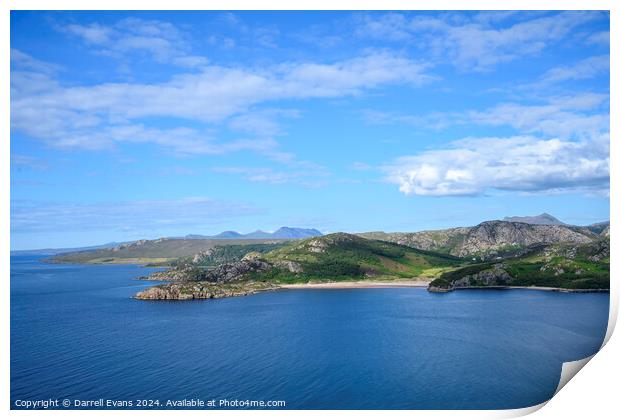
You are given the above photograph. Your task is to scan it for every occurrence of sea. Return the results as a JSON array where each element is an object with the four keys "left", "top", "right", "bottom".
[{"left": 10, "top": 255, "right": 609, "bottom": 410}]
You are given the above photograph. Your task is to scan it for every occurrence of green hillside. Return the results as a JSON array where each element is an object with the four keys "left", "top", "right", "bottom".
[
  {"left": 250, "top": 233, "right": 462, "bottom": 283},
  {"left": 429, "top": 239, "right": 610, "bottom": 291}
]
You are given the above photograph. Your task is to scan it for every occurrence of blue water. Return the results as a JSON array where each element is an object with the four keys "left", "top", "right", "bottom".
[{"left": 11, "top": 255, "right": 609, "bottom": 409}]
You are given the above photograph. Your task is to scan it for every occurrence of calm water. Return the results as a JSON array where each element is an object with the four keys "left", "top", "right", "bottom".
[{"left": 11, "top": 255, "right": 609, "bottom": 409}]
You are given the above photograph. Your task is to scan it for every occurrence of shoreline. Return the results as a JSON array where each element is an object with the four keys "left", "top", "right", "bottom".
[
  {"left": 430, "top": 285, "right": 610, "bottom": 293},
  {"left": 136, "top": 279, "right": 609, "bottom": 300},
  {"left": 280, "top": 280, "right": 431, "bottom": 289}
]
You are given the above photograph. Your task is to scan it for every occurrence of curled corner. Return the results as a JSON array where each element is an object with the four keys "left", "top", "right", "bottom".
[
  {"left": 496, "top": 355, "right": 598, "bottom": 419},
  {"left": 553, "top": 355, "right": 595, "bottom": 396}
]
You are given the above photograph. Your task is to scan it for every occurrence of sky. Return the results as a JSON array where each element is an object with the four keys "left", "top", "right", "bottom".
[{"left": 10, "top": 10, "right": 610, "bottom": 250}]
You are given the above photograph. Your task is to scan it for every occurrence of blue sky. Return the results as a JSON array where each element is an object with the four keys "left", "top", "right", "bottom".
[{"left": 10, "top": 11, "right": 610, "bottom": 249}]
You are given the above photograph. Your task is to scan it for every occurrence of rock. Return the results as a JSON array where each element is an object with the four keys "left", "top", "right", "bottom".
[
  {"left": 274, "top": 260, "right": 304, "bottom": 273},
  {"left": 135, "top": 281, "right": 279, "bottom": 300},
  {"left": 361, "top": 220, "right": 597, "bottom": 258}
]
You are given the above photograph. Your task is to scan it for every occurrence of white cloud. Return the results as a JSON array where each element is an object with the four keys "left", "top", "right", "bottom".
[
  {"left": 364, "top": 92, "right": 609, "bottom": 141},
  {"left": 11, "top": 197, "right": 262, "bottom": 233},
  {"left": 385, "top": 135, "right": 609, "bottom": 196},
  {"left": 11, "top": 50, "right": 432, "bottom": 156},
  {"left": 61, "top": 18, "right": 206, "bottom": 68},
  {"left": 356, "top": 11, "right": 605, "bottom": 71},
  {"left": 11, "top": 155, "right": 49, "bottom": 171},
  {"left": 10, "top": 49, "right": 60, "bottom": 74},
  {"left": 212, "top": 165, "right": 330, "bottom": 188},
  {"left": 467, "top": 93, "right": 609, "bottom": 140},
  {"left": 539, "top": 55, "right": 609, "bottom": 84},
  {"left": 587, "top": 31, "right": 609, "bottom": 45}
]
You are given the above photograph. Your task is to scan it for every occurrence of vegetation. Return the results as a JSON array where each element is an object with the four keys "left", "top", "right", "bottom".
[
  {"left": 269, "top": 234, "right": 458, "bottom": 277},
  {"left": 173, "top": 243, "right": 287, "bottom": 268},
  {"left": 430, "top": 239, "right": 610, "bottom": 290},
  {"left": 49, "top": 238, "right": 289, "bottom": 264}
]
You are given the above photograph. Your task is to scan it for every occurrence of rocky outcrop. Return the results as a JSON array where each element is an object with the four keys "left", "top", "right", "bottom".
[
  {"left": 430, "top": 264, "right": 513, "bottom": 292},
  {"left": 361, "top": 221, "right": 597, "bottom": 258},
  {"left": 456, "top": 221, "right": 593, "bottom": 257},
  {"left": 143, "top": 254, "right": 274, "bottom": 283},
  {"left": 200, "top": 256, "right": 273, "bottom": 283},
  {"left": 454, "top": 264, "right": 512, "bottom": 287},
  {"left": 135, "top": 281, "right": 279, "bottom": 300},
  {"left": 600, "top": 226, "right": 610, "bottom": 238},
  {"left": 273, "top": 260, "right": 304, "bottom": 273}
]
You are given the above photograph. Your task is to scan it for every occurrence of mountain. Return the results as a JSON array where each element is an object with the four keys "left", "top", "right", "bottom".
[
  {"left": 502, "top": 213, "right": 565, "bottom": 225},
  {"left": 584, "top": 221, "right": 610, "bottom": 235},
  {"left": 209, "top": 231, "right": 244, "bottom": 239},
  {"left": 50, "top": 227, "right": 323, "bottom": 264},
  {"left": 270, "top": 227, "right": 323, "bottom": 239},
  {"left": 429, "top": 237, "right": 609, "bottom": 292},
  {"left": 185, "top": 227, "right": 323, "bottom": 240},
  {"left": 359, "top": 220, "right": 599, "bottom": 259}
]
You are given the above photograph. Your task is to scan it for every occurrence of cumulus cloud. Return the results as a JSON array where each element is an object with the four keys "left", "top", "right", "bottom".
[
  {"left": 385, "top": 135, "right": 609, "bottom": 196},
  {"left": 11, "top": 197, "right": 262, "bottom": 233}
]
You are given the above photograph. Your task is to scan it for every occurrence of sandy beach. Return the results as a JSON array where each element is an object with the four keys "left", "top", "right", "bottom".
[{"left": 280, "top": 279, "right": 431, "bottom": 289}]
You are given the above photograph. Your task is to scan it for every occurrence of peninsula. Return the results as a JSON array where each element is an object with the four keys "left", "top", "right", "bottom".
[{"left": 134, "top": 219, "right": 609, "bottom": 300}]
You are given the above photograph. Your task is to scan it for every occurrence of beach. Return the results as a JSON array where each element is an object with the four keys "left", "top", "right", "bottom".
[{"left": 279, "top": 279, "right": 431, "bottom": 289}]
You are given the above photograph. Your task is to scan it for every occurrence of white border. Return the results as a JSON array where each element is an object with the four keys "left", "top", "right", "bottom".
[{"left": 2, "top": 1, "right": 616, "bottom": 419}]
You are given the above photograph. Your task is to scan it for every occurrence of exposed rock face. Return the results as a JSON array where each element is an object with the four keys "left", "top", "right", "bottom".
[
  {"left": 361, "top": 221, "right": 596, "bottom": 258},
  {"left": 274, "top": 260, "right": 304, "bottom": 273},
  {"left": 455, "top": 264, "right": 512, "bottom": 288},
  {"left": 135, "top": 281, "right": 278, "bottom": 300},
  {"left": 427, "top": 264, "right": 513, "bottom": 292},
  {"left": 200, "top": 256, "right": 273, "bottom": 283},
  {"left": 585, "top": 239, "right": 609, "bottom": 262},
  {"left": 143, "top": 254, "right": 274, "bottom": 283},
  {"left": 456, "top": 221, "right": 593, "bottom": 257},
  {"left": 601, "top": 226, "right": 610, "bottom": 238}
]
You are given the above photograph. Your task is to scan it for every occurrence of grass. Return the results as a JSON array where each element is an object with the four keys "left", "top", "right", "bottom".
[{"left": 430, "top": 241, "right": 610, "bottom": 290}]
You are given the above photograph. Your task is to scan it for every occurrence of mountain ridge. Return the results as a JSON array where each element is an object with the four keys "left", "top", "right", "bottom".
[
  {"left": 183, "top": 227, "right": 323, "bottom": 240},
  {"left": 359, "top": 219, "right": 606, "bottom": 258},
  {"left": 502, "top": 213, "right": 566, "bottom": 225}
]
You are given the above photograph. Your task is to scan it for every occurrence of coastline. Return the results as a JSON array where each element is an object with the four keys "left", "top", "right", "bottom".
[
  {"left": 280, "top": 280, "right": 431, "bottom": 289},
  {"left": 429, "top": 285, "right": 610, "bottom": 293}
]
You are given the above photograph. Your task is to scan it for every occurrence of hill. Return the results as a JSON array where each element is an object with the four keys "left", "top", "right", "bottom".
[
  {"left": 49, "top": 238, "right": 289, "bottom": 265},
  {"left": 502, "top": 213, "right": 565, "bottom": 225},
  {"left": 136, "top": 232, "right": 610, "bottom": 299},
  {"left": 359, "top": 220, "right": 600, "bottom": 259},
  {"left": 428, "top": 238, "right": 609, "bottom": 292},
  {"left": 139, "top": 233, "right": 462, "bottom": 285}
]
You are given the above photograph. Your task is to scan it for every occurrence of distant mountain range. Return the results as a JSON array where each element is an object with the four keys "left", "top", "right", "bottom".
[
  {"left": 16, "top": 215, "right": 610, "bottom": 263},
  {"left": 12, "top": 227, "right": 323, "bottom": 256},
  {"left": 502, "top": 213, "right": 565, "bottom": 225},
  {"left": 185, "top": 227, "right": 323, "bottom": 240}
]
